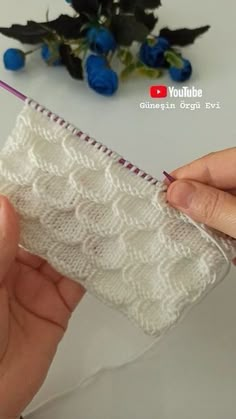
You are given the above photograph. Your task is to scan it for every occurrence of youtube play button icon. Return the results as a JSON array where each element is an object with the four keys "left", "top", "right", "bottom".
[{"left": 150, "top": 85, "right": 168, "bottom": 98}]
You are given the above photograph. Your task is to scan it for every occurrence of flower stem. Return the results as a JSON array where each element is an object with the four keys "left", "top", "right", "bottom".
[
  {"left": 107, "top": 50, "right": 115, "bottom": 65},
  {"left": 24, "top": 45, "right": 42, "bottom": 56}
]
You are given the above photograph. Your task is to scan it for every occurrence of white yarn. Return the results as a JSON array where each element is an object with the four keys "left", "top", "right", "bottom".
[
  {"left": 25, "top": 338, "right": 157, "bottom": 417},
  {"left": 0, "top": 99, "right": 235, "bottom": 338}
]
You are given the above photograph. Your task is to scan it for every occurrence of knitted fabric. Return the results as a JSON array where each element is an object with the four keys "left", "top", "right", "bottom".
[{"left": 0, "top": 100, "right": 235, "bottom": 337}]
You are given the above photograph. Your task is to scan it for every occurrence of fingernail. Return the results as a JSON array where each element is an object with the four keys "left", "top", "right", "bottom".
[{"left": 169, "top": 181, "right": 195, "bottom": 210}]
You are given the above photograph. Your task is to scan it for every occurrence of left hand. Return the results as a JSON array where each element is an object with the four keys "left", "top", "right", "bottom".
[{"left": 0, "top": 196, "right": 85, "bottom": 419}]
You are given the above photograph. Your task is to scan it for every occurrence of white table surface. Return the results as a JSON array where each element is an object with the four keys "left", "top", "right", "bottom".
[{"left": 1, "top": 0, "right": 236, "bottom": 418}]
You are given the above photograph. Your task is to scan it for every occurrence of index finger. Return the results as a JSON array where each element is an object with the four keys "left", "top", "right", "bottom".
[{"left": 170, "top": 147, "right": 236, "bottom": 190}]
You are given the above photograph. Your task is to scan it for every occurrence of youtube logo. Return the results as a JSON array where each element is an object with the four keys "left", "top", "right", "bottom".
[{"left": 150, "top": 85, "right": 167, "bottom": 98}]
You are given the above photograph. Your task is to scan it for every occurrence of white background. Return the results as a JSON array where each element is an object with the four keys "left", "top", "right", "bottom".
[{"left": 1, "top": 1, "right": 236, "bottom": 418}]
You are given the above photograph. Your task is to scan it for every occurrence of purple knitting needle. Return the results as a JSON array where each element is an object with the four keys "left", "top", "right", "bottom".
[
  {"left": 0, "top": 81, "right": 178, "bottom": 187},
  {"left": 0, "top": 80, "right": 27, "bottom": 101},
  {"left": 163, "top": 171, "right": 176, "bottom": 183}
]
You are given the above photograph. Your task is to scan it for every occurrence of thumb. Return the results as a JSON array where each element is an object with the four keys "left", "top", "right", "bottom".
[
  {"left": 0, "top": 196, "right": 19, "bottom": 282},
  {"left": 0, "top": 196, "right": 19, "bottom": 361},
  {"left": 167, "top": 180, "right": 236, "bottom": 238}
]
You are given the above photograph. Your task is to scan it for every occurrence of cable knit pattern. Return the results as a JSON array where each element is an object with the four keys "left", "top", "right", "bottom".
[{"left": 0, "top": 100, "right": 235, "bottom": 336}]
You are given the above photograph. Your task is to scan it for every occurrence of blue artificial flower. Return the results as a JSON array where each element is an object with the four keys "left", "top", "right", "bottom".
[
  {"left": 87, "top": 67, "right": 119, "bottom": 96},
  {"left": 169, "top": 58, "right": 192, "bottom": 82},
  {"left": 86, "top": 27, "right": 117, "bottom": 55},
  {"left": 3, "top": 48, "right": 25, "bottom": 71},
  {"left": 86, "top": 54, "right": 107, "bottom": 74},
  {"left": 139, "top": 36, "right": 170, "bottom": 68},
  {"left": 41, "top": 44, "right": 61, "bottom": 66}
]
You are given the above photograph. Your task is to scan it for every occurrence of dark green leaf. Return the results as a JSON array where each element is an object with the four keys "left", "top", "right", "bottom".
[
  {"left": 111, "top": 15, "right": 150, "bottom": 46},
  {"left": 59, "top": 44, "right": 84, "bottom": 80},
  {"left": 0, "top": 21, "right": 51, "bottom": 44},
  {"left": 120, "top": 0, "right": 161, "bottom": 11},
  {"left": 71, "top": 0, "right": 113, "bottom": 16},
  {"left": 45, "top": 15, "right": 89, "bottom": 38},
  {"left": 100, "top": 0, "right": 114, "bottom": 12},
  {"left": 136, "top": 0, "right": 162, "bottom": 8},
  {"left": 71, "top": 0, "right": 99, "bottom": 15},
  {"left": 119, "top": 0, "right": 136, "bottom": 11},
  {"left": 159, "top": 25, "right": 210, "bottom": 46},
  {"left": 135, "top": 8, "right": 158, "bottom": 31},
  {"left": 0, "top": 15, "right": 89, "bottom": 45}
]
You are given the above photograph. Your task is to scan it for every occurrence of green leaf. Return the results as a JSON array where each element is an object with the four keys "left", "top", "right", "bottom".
[
  {"left": 117, "top": 48, "right": 134, "bottom": 66},
  {"left": 121, "top": 61, "right": 162, "bottom": 80},
  {"left": 80, "top": 22, "right": 93, "bottom": 32},
  {"left": 73, "top": 45, "right": 87, "bottom": 57},
  {"left": 47, "top": 55, "right": 59, "bottom": 66},
  {"left": 137, "top": 66, "right": 162, "bottom": 78},
  {"left": 146, "top": 36, "right": 157, "bottom": 46},
  {"left": 71, "top": 39, "right": 88, "bottom": 57},
  {"left": 120, "top": 63, "right": 137, "bottom": 80},
  {"left": 164, "top": 50, "right": 183, "bottom": 68}
]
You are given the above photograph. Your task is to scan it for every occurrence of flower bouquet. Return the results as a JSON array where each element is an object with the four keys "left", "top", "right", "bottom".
[{"left": 0, "top": 0, "right": 210, "bottom": 96}]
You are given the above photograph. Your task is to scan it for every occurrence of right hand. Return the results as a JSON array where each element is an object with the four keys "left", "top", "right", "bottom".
[{"left": 166, "top": 148, "right": 236, "bottom": 239}]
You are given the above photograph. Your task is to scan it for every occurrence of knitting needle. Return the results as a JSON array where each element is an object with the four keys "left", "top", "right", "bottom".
[
  {"left": 0, "top": 80, "right": 27, "bottom": 101},
  {"left": 0, "top": 80, "right": 177, "bottom": 185},
  {"left": 163, "top": 171, "right": 176, "bottom": 183}
]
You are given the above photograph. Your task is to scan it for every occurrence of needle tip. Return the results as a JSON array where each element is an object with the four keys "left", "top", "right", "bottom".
[
  {"left": 163, "top": 171, "right": 176, "bottom": 183},
  {"left": 0, "top": 80, "right": 27, "bottom": 101}
]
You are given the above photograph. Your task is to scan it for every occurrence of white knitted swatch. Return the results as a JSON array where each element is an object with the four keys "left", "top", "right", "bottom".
[{"left": 0, "top": 100, "right": 235, "bottom": 336}]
